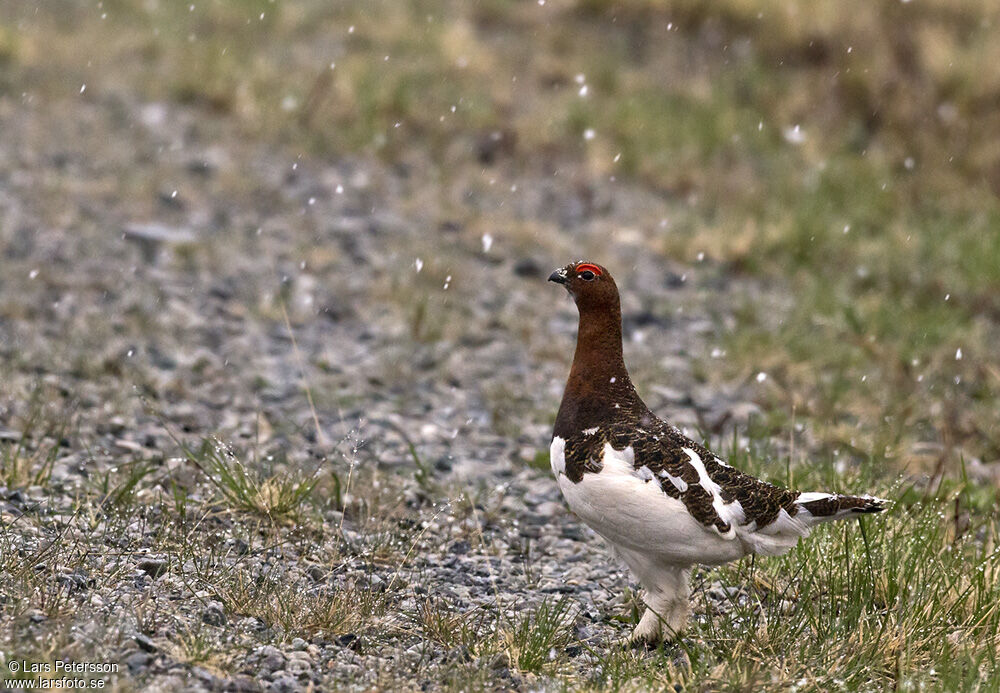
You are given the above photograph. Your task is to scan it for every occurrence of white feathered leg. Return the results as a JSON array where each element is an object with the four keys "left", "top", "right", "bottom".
[
  {"left": 614, "top": 546, "right": 691, "bottom": 645},
  {"left": 629, "top": 568, "right": 690, "bottom": 645}
]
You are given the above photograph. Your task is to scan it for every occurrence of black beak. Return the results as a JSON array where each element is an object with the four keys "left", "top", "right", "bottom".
[{"left": 548, "top": 269, "right": 567, "bottom": 285}]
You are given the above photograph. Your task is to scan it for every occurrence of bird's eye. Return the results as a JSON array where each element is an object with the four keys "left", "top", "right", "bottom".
[{"left": 574, "top": 263, "right": 602, "bottom": 280}]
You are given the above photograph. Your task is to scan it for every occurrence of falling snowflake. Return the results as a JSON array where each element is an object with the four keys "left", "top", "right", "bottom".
[{"left": 783, "top": 125, "right": 806, "bottom": 145}]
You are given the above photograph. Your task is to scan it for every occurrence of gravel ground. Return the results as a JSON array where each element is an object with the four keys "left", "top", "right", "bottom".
[{"left": 2, "top": 83, "right": 790, "bottom": 691}]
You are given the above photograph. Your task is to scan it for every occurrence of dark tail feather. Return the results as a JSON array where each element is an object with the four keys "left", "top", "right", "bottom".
[{"left": 796, "top": 492, "right": 889, "bottom": 523}]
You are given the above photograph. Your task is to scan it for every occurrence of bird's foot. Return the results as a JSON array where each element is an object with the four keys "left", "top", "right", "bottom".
[
  {"left": 625, "top": 606, "right": 686, "bottom": 649},
  {"left": 624, "top": 608, "right": 665, "bottom": 648},
  {"left": 625, "top": 630, "right": 659, "bottom": 650}
]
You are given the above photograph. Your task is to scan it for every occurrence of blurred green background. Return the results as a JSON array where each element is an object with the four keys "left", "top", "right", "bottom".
[{"left": 8, "top": 0, "right": 995, "bottom": 477}]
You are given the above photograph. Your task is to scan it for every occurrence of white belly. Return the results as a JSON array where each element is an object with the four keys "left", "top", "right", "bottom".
[{"left": 550, "top": 436, "right": 744, "bottom": 566}]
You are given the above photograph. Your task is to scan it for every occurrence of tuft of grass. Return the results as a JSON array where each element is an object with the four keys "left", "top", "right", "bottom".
[
  {"left": 0, "top": 396, "right": 68, "bottom": 490},
  {"left": 214, "top": 571, "right": 386, "bottom": 641},
  {"left": 180, "top": 437, "right": 319, "bottom": 521},
  {"left": 501, "top": 597, "right": 575, "bottom": 674},
  {"left": 581, "top": 644, "right": 682, "bottom": 692},
  {"left": 165, "top": 625, "right": 230, "bottom": 670},
  {"left": 92, "top": 459, "right": 158, "bottom": 510},
  {"left": 0, "top": 439, "right": 57, "bottom": 490},
  {"left": 417, "top": 600, "right": 496, "bottom": 656}
]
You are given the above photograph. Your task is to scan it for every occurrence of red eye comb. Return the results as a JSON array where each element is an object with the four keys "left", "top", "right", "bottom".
[{"left": 575, "top": 263, "right": 602, "bottom": 276}]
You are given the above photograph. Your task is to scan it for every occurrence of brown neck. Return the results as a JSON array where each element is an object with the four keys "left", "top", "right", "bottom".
[{"left": 554, "top": 302, "right": 643, "bottom": 436}]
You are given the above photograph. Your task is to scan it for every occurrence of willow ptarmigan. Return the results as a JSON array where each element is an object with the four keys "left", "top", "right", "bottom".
[{"left": 548, "top": 260, "right": 887, "bottom": 645}]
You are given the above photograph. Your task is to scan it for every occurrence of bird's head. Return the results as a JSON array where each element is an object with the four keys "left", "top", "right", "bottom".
[{"left": 548, "top": 261, "right": 620, "bottom": 313}]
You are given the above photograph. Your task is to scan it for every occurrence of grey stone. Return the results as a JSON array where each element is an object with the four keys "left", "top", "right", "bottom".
[
  {"left": 201, "top": 602, "right": 226, "bottom": 626},
  {"left": 270, "top": 675, "right": 299, "bottom": 693},
  {"left": 125, "top": 651, "right": 152, "bottom": 673},
  {"left": 226, "top": 675, "right": 262, "bottom": 692},
  {"left": 137, "top": 558, "right": 168, "bottom": 578},
  {"left": 135, "top": 634, "right": 158, "bottom": 652}
]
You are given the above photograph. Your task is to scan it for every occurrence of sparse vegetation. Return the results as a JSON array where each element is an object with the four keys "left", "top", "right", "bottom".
[{"left": 0, "top": 396, "right": 67, "bottom": 490}]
